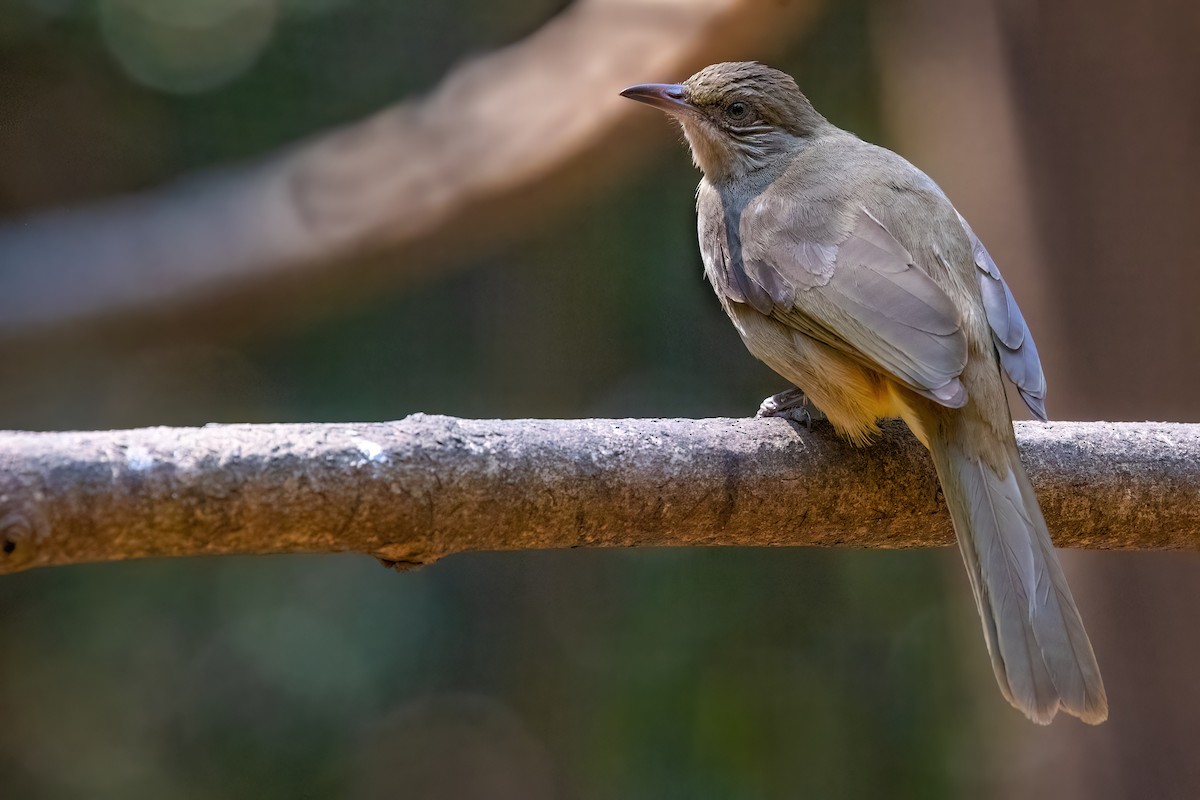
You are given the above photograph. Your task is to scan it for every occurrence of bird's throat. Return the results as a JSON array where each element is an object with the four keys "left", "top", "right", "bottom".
[
  {"left": 680, "top": 121, "right": 759, "bottom": 182},
  {"left": 679, "top": 120, "right": 802, "bottom": 182}
]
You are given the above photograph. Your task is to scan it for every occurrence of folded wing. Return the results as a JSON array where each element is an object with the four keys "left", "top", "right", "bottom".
[
  {"left": 733, "top": 204, "right": 969, "bottom": 408},
  {"left": 957, "top": 214, "right": 1048, "bottom": 420}
]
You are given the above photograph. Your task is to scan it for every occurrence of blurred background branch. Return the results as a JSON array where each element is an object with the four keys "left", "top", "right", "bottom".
[
  {"left": 3, "top": 417, "right": 1197, "bottom": 575},
  {"left": 0, "top": 0, "right": 822, "bottom": 343}
]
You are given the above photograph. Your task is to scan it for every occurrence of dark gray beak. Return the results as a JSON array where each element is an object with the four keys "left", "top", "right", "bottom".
[{"left": 619, "top": 83, "right": 692, "bottom": 113}]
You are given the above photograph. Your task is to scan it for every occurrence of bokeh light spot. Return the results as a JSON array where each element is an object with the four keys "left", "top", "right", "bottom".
[{"left": 99, "top": 0, "right": 277, "bottom": 95}]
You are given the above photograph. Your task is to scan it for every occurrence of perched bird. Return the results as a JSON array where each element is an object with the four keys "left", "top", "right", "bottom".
[{"left": 621, "top": 62, "right": 1106, "bottom": 724}]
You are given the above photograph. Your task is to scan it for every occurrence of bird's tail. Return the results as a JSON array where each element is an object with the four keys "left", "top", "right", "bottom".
[{"left": 927, "top": 415, "right": 1107, "bottom": 724}]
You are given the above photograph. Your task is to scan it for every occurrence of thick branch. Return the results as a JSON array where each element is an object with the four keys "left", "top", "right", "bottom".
[
  {"left": 0, "top": 0, "right": 823, "bottom": 341},
  {"left": 0, "top": 417, "right": 1196, "bottom": 575}
]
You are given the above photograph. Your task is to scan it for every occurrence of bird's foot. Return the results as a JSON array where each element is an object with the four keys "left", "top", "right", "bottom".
[{"left": 756, "top": 388, "right": 815, "bottom": 429}]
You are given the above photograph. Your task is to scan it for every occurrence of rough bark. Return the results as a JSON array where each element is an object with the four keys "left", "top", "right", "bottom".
[
  {"left": 0, "top": 0, "right": 824, "bottom": 342},
  {"left": 0, "top": 416, "right": 1196, "bottom": 575}
]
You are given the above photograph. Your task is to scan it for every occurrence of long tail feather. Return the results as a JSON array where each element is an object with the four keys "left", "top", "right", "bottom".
[{"left": 929, "top": 425, "right": 1108, "bottom": 725}]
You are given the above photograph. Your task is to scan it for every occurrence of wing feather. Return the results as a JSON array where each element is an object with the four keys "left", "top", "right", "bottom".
[
  {"left": 741, "top": 205, "right": 969, "bottom": 407},
  {"left": 958, "top": 214, "right": 1048, "bottom": 420}
]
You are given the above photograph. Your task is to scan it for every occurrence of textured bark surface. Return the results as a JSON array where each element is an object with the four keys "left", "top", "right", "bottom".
[{"left": 0, "top": 416, "right": 1196, "bottom": 575}]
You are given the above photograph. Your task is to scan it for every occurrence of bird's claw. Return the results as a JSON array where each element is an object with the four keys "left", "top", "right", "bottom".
[
  {"left": 756, "top": 388, "right": 813, "bottom": 429},
  {"left": 775, "top": 406, "right": 813, "bottom": 429}
]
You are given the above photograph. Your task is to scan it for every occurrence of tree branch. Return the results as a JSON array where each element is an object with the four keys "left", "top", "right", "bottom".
[
  {"left": 0, "top": 417, "right": 1196, "bottom": 575},
  {"left": 0, "top": 0, "right": 824, "bottom": 342}
]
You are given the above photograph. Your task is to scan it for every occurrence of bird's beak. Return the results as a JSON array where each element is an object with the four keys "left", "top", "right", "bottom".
[{"left": 619, "top": 83, "right": 692, "bottom": 114}]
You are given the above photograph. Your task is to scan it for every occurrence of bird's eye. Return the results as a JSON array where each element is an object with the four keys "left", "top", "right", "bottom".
[{"left": 726, "top": 101, "right": 749, "bottom": 120}]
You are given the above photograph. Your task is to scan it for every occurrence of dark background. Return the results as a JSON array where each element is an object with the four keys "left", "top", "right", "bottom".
[{"left": 1, "top": 0, "right": 1198, "bottom": 796}]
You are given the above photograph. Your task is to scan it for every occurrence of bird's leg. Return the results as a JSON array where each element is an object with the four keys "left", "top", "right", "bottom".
[{"left": 756, "top": 387, "right": 814, "bottom": 428}]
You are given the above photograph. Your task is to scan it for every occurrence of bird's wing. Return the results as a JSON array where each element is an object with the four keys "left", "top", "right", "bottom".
[
  {"left": 957, "top": 214, "right": 1048, "bottom": 420},
  {"left": 734, "top": 202, "right": 969, "bottom": 408}
]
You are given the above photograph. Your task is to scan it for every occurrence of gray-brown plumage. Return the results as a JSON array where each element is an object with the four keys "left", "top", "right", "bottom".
[{"left": 621, "top": 62, "right": 1105, "bottom": 724}]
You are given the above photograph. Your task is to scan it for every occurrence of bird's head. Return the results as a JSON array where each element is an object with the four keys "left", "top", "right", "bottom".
[{"left": 621, "top": 62, "right": 829, "bottom": 182}]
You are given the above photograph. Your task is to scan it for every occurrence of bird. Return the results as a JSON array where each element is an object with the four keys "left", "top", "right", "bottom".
[{"left": 621, "top": 62, "right": 1106, "bottom": 725}]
